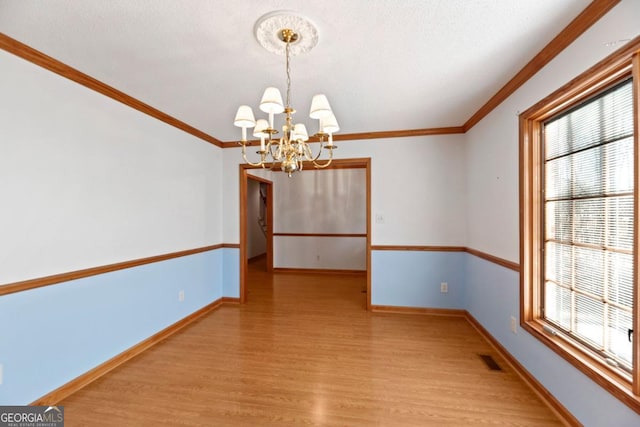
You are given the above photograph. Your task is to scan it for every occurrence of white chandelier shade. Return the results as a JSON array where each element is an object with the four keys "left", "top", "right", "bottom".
[
  {"left": 309, "top": 94, "right": 332, "bottom": 120},
  {"left": 233, "top": 105, "right": 256, "bottom": 142}
]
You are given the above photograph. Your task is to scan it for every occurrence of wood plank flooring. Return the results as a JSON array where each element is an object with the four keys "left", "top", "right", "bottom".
[{"left": 59, "top": 260, "right": 564, "bottom": 426}]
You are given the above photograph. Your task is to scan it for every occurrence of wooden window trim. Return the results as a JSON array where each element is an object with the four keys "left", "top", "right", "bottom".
[{"left": 520, "top": 37, "right": 640, "bottom": 414}]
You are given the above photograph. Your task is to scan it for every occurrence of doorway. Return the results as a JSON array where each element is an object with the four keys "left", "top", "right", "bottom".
[
  {"left": 246, "top": 175, "right": 273, "bottom": 271},
  {"left": 239, "top": 158, "right": 371, "bottom": 308}
]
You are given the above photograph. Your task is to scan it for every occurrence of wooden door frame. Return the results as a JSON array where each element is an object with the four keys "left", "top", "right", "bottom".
[
  {"left": 240, "top": 169, "right": 273, "bottom": 303},
  {"left": 239, "top": 158, "right": 372, "bottom": 309}
]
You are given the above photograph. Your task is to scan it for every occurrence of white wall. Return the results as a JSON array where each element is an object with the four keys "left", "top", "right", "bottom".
[
  {"left": 271, "top": 168, "right": 366, "bottom": 270},
  {"left": 0, "top": 50, "right": 223, "bottom": 284},
  {"left": 272, "top": 168, "right": 366, "bottom": 233},
  {"left": 224, "top": 135, "right": 468, "bottom": 246},
  {"left": 246, "top": 179, "right": 266, "bottom": 259},
  {"left": 466, "top": 0, "right": 640, "bottom": 262},
  {"left": 274, "top": 236, "right": 367, "bottom": 270}
]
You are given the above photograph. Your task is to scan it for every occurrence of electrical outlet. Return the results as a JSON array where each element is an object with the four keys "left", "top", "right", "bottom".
[
  {"left": 375, "top": 213, "right": 385, "bottom": 224},
  {"left": 316, "top": 255, "right": 320, "bottom": 261},
  {"left": 510, "top": 316, "right": 517, "bottom": 334},
  {"left": 440, "top": 282, "right": 448, "bottom": 293},
  {"left": 179, "top": 290, "right": 185, "bottom": 302}
]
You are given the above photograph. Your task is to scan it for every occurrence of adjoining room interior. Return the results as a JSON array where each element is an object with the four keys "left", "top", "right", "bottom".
[
  {"left": 1, "top": 1, "right": 640, "bottom": 426},
  {"left": 242, "top": 159, "right": 370, "bottom": 306},
  {"left": 245, "top": 173, "right": 273, "bottom": 272}
]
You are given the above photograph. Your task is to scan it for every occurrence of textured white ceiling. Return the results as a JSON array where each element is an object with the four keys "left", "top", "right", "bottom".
[{"left": 0, "top": 0, "right": 594, "bottom": 141}]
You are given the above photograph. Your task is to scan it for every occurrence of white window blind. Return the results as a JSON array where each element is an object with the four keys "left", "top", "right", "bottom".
[{"left": 543, "top": 78, "right": 634, "bottom": 370}]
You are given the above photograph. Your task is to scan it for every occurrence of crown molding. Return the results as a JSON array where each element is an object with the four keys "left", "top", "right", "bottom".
[
  {"left": 463, "top": 0, "right": 620, "bottom": 132},
  {"left": 221, "top": 126, "right": 465, "bottom": 148},
  {"left": 0, "top": 33, "right": 224, "bottom": 147}
]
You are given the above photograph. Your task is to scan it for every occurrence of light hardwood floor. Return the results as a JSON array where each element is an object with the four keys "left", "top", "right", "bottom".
[{"left": 60, "top": 259, "right": 564, "bottom": 426}]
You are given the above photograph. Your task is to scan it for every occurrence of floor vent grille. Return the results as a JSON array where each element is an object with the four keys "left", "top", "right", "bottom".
[{"left": 479, "top": 354, "right": 503, "bottom": 371}]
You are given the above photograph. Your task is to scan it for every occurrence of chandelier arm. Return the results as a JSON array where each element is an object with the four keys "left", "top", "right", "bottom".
[
  {"left": 310, "top": 140, "right": 327, "bottom": 163},
  {"left": 240, "top": 143, "right": 267, "bottom": 168},
  {"left": 267, "top": 139, "right": 279, "bottom": 159},
  {"left": 311, "top": 147, "right": 334, "bottom": 169},
  {"left": 303, "top": 142, "right": 314, "bottom": 160}
]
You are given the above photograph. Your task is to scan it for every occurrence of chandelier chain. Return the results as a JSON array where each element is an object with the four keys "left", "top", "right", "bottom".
[{"left": 285, "top": 38, "right": 291, "bottom": 108}]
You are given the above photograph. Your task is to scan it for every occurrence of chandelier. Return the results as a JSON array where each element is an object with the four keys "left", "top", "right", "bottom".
[{"left": 233, "top": 13, "right": 339, "bottom": 177}]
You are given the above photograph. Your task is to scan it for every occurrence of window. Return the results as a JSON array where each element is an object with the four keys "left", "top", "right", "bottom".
[
  {"left": 544, "top": 79, "right": 634, "bottom": 371},
  {"left": 521, "top": 45, "right": 640, "bottom": 410}
]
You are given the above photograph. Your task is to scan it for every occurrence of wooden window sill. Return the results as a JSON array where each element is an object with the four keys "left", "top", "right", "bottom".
[{"left": 522, "top": 320, "right": 640, "bottom": 414}]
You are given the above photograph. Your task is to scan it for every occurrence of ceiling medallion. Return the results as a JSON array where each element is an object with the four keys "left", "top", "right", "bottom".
[
  {"left": 234, "top": 12, "right": 339, "bottom": 177},
  {"left": 254, "top": 11, "right": 319, "bottom": 56}
]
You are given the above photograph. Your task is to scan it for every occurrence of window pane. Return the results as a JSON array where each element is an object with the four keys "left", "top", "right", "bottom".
[
  {"left": 545, "top": 201, "right": 563, "bottom": 242},
  {"left": 607, "top": 306, "right": 632, "bottom": 367},
  {"left": 571, "top": 146, "right": 604, "bottom": 198},
  {"left": 575, "top": 294, "right": 604, "bottom": 347},
  {"left": 606, "top": 196, "right": 634, "bottom": 251},
  {"left": 573, "top": 199, "right": 605, "bottom": 246},
  {"left": 544, "top": 242, "right": 572, "bottom": 287},
  {"left": 605, "top": 137, "right": 633, "bottom": 194},
  {"left": 608, "top": 252, "right": 633, "bottom": 309},
  {"left": 545, "top": 281, "right": 571, "bottom": 330},
  {"left": 545, "top": 155, "right": 572, "bottom": 200},
  {"left": 545, "top": 199, "right": 604, "bottom": 246},
  {"left": 574, "top": 247, "right": 604, "bottom": 298}
]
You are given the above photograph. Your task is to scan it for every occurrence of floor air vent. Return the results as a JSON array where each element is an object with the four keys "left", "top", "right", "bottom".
[{"left": 479, "top": 354, "right": 503, "bottom": 371}]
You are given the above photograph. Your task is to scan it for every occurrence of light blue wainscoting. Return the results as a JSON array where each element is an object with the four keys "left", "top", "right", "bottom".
[
  {"left": 371, "top": 250, "right": 466, "bottom": 309},
  {"left": 465, "top": 254, "right": 640, "bottom": 427},
  {"left": 0, "top": 248, "right": 224, "bottom": 405},
  {"left": 222, "top": 247, "right": 240, "bottom": 298}
]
